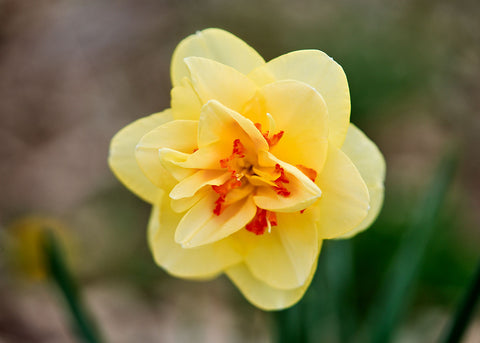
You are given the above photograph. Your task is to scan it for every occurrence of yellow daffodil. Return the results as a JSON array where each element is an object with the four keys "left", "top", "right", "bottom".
[
  {"left": 109, "top": 28, "right": 385, "bottom": 310},
  {"left": 4, "top": 216, "right": 73, "bottom": 280}
]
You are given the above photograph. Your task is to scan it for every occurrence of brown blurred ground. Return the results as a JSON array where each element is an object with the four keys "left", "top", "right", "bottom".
[{"left": 0, "top": 0, "right": 479, "bottom": 342}]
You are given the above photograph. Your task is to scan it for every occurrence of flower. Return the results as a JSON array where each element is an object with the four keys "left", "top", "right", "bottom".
[
  {"left": 4, "top": 216, "right": 73, "bottom": 281},
  {"left": 109, "top": 28, "right": 385, "bottom": 310}
]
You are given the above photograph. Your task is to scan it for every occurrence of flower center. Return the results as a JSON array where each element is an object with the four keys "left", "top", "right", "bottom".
[
  {"left": 210, "top": 121, "right": 313, "bottom": 235},
  {"left": 209, "top": 120, "right": 319, "bottom": 235}
]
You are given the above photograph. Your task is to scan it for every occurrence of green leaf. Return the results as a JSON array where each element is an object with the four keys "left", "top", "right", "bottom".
[
  {"left": 441, "top": 260, "right": 480, "bottom": 343},
  {"left": 364, "top": 150, "right": 458, "bottom": 343},
  {"left": 324, "top": 240, "right": 356, "bottom": 343}
]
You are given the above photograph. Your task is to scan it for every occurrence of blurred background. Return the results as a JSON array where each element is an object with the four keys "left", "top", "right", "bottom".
[{"left": 0, "top": 0, "right": 479, "bottom": 342}]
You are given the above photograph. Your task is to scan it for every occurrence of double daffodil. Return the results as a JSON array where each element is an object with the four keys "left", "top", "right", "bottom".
[{"left": 109, "top": 28, "right": 385, "bottom": 310}]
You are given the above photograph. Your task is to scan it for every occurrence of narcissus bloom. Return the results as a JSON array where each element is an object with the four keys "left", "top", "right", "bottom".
[{"left": 109, "top": 28, "right": 385, "bottom": 310}]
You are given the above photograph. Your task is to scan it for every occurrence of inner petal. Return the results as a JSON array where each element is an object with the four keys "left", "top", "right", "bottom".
[
  {"left": 252, "top": 151, "right": 322, "bottom": 213},
  {"left": 259, "top": 80, "right": 329, "bottom": 172},
  {"left": 175, "top": 192, "right": 257, "bottom": 248},
  {"left": 169, "top": 169, "right": 231, "bottom": 200},
  {"left": 198, "top": 99, "right": 268, "bottom": 152},
  {"left": 184, "top": 57, "right": 258, "bottom": 114}
]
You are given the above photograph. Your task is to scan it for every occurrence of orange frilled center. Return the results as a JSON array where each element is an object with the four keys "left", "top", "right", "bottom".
[{"left": 211, "top": 124, "right": 317, "bottom": 235}]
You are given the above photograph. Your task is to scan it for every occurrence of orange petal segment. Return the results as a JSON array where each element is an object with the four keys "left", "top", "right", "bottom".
[{"left": 245, "top": 208, "right": 278, "bottom": 235}]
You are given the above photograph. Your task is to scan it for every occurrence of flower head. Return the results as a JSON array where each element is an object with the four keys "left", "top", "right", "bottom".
[{"left": 109, "top": 28, "right": 385, "bottom": 310}]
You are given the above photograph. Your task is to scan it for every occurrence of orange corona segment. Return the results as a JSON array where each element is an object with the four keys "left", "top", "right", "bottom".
[
  {"left": 254, "top": 123, "right": 284, "bottom": 148},
  {"left": 296, "top": 164, "right": 318, "bottom": 183},
  {"left": 273, "top": 163, "right": 290, "bottom": 196},
  {"left": 246, "top": 208, "right": 278, "bottom": 235},
  {"left": 212, "top": 139, "right": 246, "bottom": 215}
]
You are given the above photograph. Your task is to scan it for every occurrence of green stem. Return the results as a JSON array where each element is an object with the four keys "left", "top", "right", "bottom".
[
  {"left": 42, "top": 230, "right": 102, "bottom": 343},
  {"left": 442, "top": 260, "right": 480, "bottom": 343}
]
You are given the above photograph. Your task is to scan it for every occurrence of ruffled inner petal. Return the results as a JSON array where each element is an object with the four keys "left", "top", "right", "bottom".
[
  {"left": 175, "top": 192, "right": 257, "bottom": 248},
  {"left": 185, "top": 57, "right": 258, "bottom": 114},
  {"left": 198, "top": 99, "right": 268, "bottom": 151},
  {"left": 169, "top": 170, "right": 231, "bottom": 200},
  {"left": 253, "top": 151, "right": 322, "bottom": 212}
]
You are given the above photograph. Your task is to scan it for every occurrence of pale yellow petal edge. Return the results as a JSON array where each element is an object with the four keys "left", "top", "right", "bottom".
[{"left": 108, "top": 110, "right": 173, "bottom": 204}]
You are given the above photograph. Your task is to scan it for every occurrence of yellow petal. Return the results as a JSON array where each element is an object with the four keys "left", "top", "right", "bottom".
[
  {"left": 339, "top": 124, "right": 386, "bottom": 238},
  {"left": 185, "top": 57, "right": 258, "bottom": 113},
  {"left": 108, "top": 110, "right": 172, "bottom": 204},
  {"left": 148, "top": 193, "right": 242, "bottom": 279},
  {"left": 198, "top": 99, "right": 268, "bottom": 151},
  {"left": 171, "top": 77, "right": 202, "bottom": 120},
  {"left": 225, "top": 246, "right": 320, "bottom": 311},
  {"left": 249, "top": 50, "right": 350, "bottom": 147},
  {"left": 259, "top": 80, "right": 329, "bottom": 172},
  {"left": 135, "top": 120, "right": 198, "bottom": 190},
  {"left": 158, "top": 148, "right": 195, "bottom": 181},
  {"left": 170, "top": 188, "right": 208, "bottom": 213},
  {"left": 312, "top": 145, "right": 370, "bottom": 239},
  {"left": 243, "top": 211, "right": 319, "bottom": 289},
  {"left": 137, "top": 119, "right": 198, "bottom": 152},
  {"left": 175, "top": 192, "right": 257, "bottom": 248},
  {"left": 253, "top": 152, "right": 322, "bottom": 212},
  {"left": 171, "top": 28, "right": 265, "bottom": 87},
  {"left": 169, "top": 170, "right": 230, "bottom": 200},
  {"left": 173, "top": 100, "right": 268, "bottom": 171}
]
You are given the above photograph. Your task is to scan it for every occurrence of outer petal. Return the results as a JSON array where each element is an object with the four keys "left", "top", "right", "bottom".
[
  {"left": 249, "top": 50, "right": 350, "bottom": 147},
  {"left": 312, "top": 145, "right": 370, "bottom": 239},
  {"left": 135, "top": 120, "right": 198, "bottom": 190},
  {"left": 108, "top": 110, "right": 172, "bottom": 204},
  {"left": 171, "top": 77, "right": 202, "bottom": 120},
  {"left": 259, "top": 80, "right": 329, "bottom": 172},
  {"left": 242, "top": 212, "right": 319, "bottom": 290},
  {"left": 225, "top": 245, "right": 320, "bottom": 311},
  {"left": 171, "top": 28, "right": 265, "bottom": 87},
  {"left": 339, "top": 124, "right": 386, "bottom": 238},
  {"left": 185, "top": 57, "right": 258, "bottom": 114},
  {"left": 148, "top": 192, "right": 242, "bottom": 279}
]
